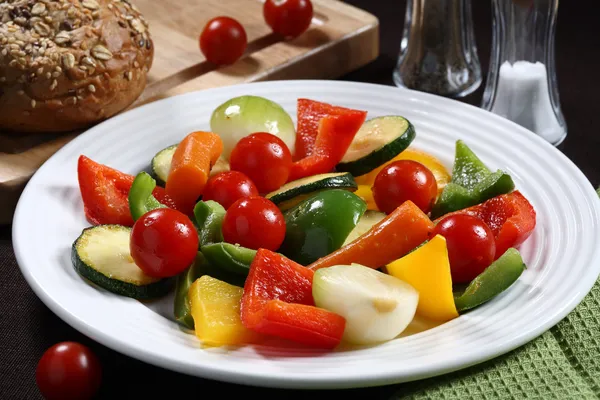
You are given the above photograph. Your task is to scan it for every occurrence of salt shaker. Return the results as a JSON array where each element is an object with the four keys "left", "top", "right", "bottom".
[
  {"left": 393, "top": 0, "right": 482, "bottom": 97},
  {"left": 481, "top": 0, "right": 567, "bottom": 146}
]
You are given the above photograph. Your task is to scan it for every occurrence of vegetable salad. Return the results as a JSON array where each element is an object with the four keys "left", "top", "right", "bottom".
[{"left": 71, "top": 95, "right": 536, "bottom": 349}]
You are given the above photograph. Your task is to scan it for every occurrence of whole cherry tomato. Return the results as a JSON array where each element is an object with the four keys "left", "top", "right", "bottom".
[
  {"left": 222, "top": 196, "right": 286, "bottom": 251},
  {"left": 130, "top": 208, "right": 199, "bottom": 278},
  {"left": 372, "top": 160, "right": 438, "bottom": 214},
  {"left": 229, "top": 132, "right": 293, "bottom": 193},
  {"left": 200, "top": 16, "right": 247, "bottom": 65},
  {"left": 431, "top": 214, "right": 496, "bottom": 283},
  {"left": 263, "top": 0, "right": 313, "bottom": 39},
  {"left": 36, "top": 342, "right": 101, "bottom": 400},
  {"left": 202, "top": 171, "right": 259, "bottom": 209}
]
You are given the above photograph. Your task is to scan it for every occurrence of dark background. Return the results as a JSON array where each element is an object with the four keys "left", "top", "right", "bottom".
[{"left": 1, "top": 1, "right": 598, "bottom": 399}]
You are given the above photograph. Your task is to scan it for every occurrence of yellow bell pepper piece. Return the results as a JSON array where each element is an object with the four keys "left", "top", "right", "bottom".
[
  {"left": 386, "top": 235, "right": 459, "bottom": 322},
  {"left": 354, "top": 148, "right": 451, "bottom": 196},
  {"left": 354, "top": 184, "right": 379, "bottom": 210},
  {"left": 189, "top": 275, "right": 261, "bottom": 346}
]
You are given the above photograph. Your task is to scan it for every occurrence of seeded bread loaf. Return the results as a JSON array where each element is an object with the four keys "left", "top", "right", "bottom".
[{"left": 0, "top": 0, "right": 153, "bottom": 133}]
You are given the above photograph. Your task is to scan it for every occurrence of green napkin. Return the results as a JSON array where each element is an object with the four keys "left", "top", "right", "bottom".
[{"left": 388, "top": 187, "right": 600, "bottom": 399}]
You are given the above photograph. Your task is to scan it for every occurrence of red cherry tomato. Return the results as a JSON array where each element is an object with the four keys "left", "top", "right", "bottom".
[
  {"left": 263, "top": 0, "right": 313, "bottom": 39},
  {"left": 229, "top": 132, "right": 293, "bottom": 193},
  {"left": 199, "top": 16, "right": 247, "bottom": 65},
  {"left": 36, "top": 342, "right": 101, "bottom": 400},
  {"left": 202, "top": 171, "right": 259, "bottom": 209},
  {"left": 222, "top": 196, "right": 286, "bottom": 251},
  {"left": 130, "top": 208, "right": 199, "bottom": 278},
  {"left": 372, "top": 160, "right": 438, "bottom": 214},
  {"left": 431, "top": 214, "right": 496, "bottom": 283}
]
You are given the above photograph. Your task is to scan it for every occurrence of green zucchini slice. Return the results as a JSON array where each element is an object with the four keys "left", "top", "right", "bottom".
[
  {"left": 151, "top": 144, "right": 177, "bottom": 186},
  {"left": 336, "top": 116, "right": 416, "bottom": 177},
  {"left": 342, "top": 210, "right": 387, "bottom": 246},
  {"left": 265, "top": 172, "right": 357, "bottom": 211},
  {"left": 71, "top": 225, "right": 172, "bottom": 300}
]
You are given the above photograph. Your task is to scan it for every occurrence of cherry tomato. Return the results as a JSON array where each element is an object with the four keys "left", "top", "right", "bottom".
[
  {"left": 229, "top": 132, "right": 293, "bottom": 193},
  {"left": 222, "top": 196, "right": 286, "bottom": 251},
  {"left": 372, "top": 160, "right": 438, "bottom": 214},
  {"left": 263, "top": 0, "right": 313, "bottom": 39},
  {"left": 130, "top": 208, "right": 199, "bottom": 278},
  {"left": 199, "top": 16, "right": 247, "bottom": 65},
  {"left": 202, "top": 171, "right": 259, "bottom": 209},
  {"left": 431, "top": 214, "right": 496, "bottom": 283},
  {"left": 36, "top": 342, "right": 101, "bottom": 400}
]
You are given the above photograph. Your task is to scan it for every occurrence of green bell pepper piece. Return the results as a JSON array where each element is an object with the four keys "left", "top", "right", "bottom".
[
  {"left": 128, "top": 172, "right": 167, "bottom": 221},
  {"left": 279, "top": 189, "right": 367, "bottom": 265},
  {"left": 193, "top": 200, "right": 226, "bottom": 246},
  {"left": 174, "top": 252, "right": 207, "bottom": 329},
  {"left": 451, "top": 140, "right": 492, "bottom": 190},
  {"left": 431, "top": 141, "right": 515, "bottom": 218},
  {"left": 454, "top": 248, "right": 526, "bottom": 313},
  {"left": 201, "top": 243, "right": 257, "bottom": 277}
]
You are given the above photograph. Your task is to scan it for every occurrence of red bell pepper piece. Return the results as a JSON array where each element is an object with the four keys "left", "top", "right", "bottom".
[
  {"left": 77, "top": 155, "right": 177, "bottom": 226},
  {"left": 288, "top": 107, "right": 367, "bottom": 182},
  {"left": 240, "top": 248, "right": 346, "bottom": 349},
  {"left": 294, "top": 99, "right": 364, "bottom": 161},
  {"left": 436, "top": 190, "right": 536, "bottom": 259}
]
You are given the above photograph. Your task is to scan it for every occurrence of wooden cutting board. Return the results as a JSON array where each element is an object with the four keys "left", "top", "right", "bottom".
[{"left": 0, "top": 0, "right": 379, "bottom": 225}]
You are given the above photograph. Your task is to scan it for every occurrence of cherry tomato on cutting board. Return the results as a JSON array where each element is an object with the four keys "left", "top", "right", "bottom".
[
  {"left": 222, "top": 196, "right": 286, "bottom": 251},
  {"left": 263, "top": 0, "right": 314, "bottom": 39},
  {"left": 202, "top": 171, "right": 259, "bottom": 209},
  {"left": 372, "top": 160, "right": 438, "bottom": 214},
  {"left": 431, "top": 214, "right": 496, "bottom": 283},
  {"left": 229, "top": 132, "right": 293, "bottom": 193},
  {"left": 199, "top": 16, "right": 247, "bottom": 65},
  {"left": 130, "top": 208, "right": 199, "bottom": 278},
  {"left": 36, "top": 342, "right": 101, "bottom": 400}
]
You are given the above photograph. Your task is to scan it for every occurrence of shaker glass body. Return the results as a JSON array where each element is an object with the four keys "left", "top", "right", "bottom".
[
  {"left": 394, "top": 0, "right": 482, "bottom": 97},
  {"left": 482, "top": 0, "right": 566, "bottom": 145}
]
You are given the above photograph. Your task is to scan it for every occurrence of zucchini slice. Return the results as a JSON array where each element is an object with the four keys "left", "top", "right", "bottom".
[
  {"left": 151, "top": 144, "right": 177, "bottom": 186},
  {"left": 71, "top": 225, "right": 172, "bottom": 300},
  {"left": 343, "top": 210, "right": 387, "bottom": 246},
  {"left": 265, "top": 172, "right": 357, "bottom": 211},
  {"left": 151, "top": 144, "right": 230, "bottom": 186},
  {"left": 336, "top": 116, "right": 416, "bottom": 177}
]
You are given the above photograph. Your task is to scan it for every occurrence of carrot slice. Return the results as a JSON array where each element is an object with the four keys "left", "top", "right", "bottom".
[
  {"left": 165, "top": 131, "right": 223, "bottom": 214},
  {"left": 308, "top": 201, "right": 434, "bottom": 271}
]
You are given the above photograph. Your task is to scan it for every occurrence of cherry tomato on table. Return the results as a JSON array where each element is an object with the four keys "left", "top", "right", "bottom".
[
  {"left": 200, "top": 16, "right": 247, "bottom": 65},
  {"left": 230, "top": 132, "right": 293, "bottom": 193},
  {"left": 372, "top": 160, "right": 438, "bottom": 214},
  {"left": 36, "top": 342, "right": 101, "bottom": 400},
  {"left": 202, "top": 171, "right": 259, "bottom": 209},
  {"left": 263, "top": 0, "right": 314, "bottom": 39},
  {"left": 431, "top": 214, "right": 496, "bottom": 283},
  {"left": 130, "top": 208, "right": 199, "bottom": 278},
  {"left": 222, "top": 196, "right": 286, "bottom": 251}
]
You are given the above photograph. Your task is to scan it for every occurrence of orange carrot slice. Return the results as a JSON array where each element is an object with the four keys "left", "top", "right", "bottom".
[
  {"left": 308, "top": 201, "right": 434, "bottom": 271},
  {"left": 166, "top": 131, "right": 223, "bottom": 214}
]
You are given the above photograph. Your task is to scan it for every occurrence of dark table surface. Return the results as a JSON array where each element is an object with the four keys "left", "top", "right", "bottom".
[{"left": 1, "top": 1, "right": 598, "bottom": 399}]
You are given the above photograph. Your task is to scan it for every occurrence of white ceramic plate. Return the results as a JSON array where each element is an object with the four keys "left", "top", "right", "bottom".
[{"left": 13, "top": 81, "right": 600, "bottom": 389}]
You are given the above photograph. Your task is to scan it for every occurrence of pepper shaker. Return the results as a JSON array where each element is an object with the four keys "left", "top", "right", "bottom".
[
  {"left": 481, "top": 0, "right": 567, "bottom": 146},
  {"left": 393, "top": 0, "right": 482, "bottom": 97}
]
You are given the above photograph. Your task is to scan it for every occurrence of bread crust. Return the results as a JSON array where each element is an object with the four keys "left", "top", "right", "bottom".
[{"left": 0, "top": 0, "right": 153, "bottom": 133}]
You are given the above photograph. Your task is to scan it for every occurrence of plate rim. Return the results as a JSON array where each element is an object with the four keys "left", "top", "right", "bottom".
[{"left": 12, "top": 79, "right": 600, "bottom": 389}]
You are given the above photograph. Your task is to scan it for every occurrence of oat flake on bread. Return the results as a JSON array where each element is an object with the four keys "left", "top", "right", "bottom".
[{"left": 0, "top": 0, "right": 153, "bottom": 133}]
